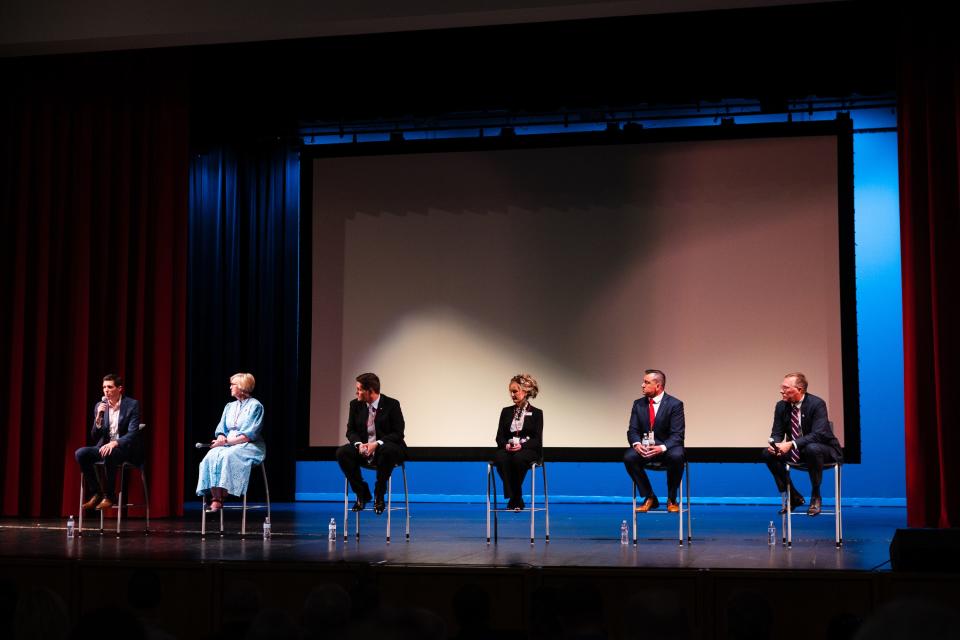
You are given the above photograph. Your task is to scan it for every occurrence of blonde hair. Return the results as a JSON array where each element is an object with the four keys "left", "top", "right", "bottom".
[
  {"left": 230, "top": 372, "right": 256, "bottom": 394},
  {"left": 509, "top": 373, "right": 539, "bottom": 399}
]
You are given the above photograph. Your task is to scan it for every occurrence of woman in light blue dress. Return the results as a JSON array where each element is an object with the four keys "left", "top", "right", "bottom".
[{"left": 196, "top": 372, "right": 266, "bottom": 512}]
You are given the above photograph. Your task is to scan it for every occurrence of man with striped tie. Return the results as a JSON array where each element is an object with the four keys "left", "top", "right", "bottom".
[{"left": 763, "top": 372, "right": 842, "bottom": 516}]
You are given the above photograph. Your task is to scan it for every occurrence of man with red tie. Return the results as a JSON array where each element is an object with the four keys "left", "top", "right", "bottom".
[
  {"left": 763, "top": 372, "right": 842, "bottom": 517},
  {"left": 623, "top": 369, "right": 686, "bottom": 513}
]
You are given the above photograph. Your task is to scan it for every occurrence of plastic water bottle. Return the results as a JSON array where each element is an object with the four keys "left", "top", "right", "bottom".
[
  {"left": 620, "top": 520, "right": 629, "bottom": 545},
  {"left": 328, "top": 517, "right": 337, "bottom": 542},
  {"left": 67, "top": 515, "right": 75, "bottom": 539},
  {"left": 767, "top": 520, "right": 776, "bottom": 546},
  {"left": 263, "top": 517, "right": 272, "bottom": 540}
]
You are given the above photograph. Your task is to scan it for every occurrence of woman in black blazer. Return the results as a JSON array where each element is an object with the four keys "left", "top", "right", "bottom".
[{"left": 494, "top": 373, "right": 543, "bottom": 511}]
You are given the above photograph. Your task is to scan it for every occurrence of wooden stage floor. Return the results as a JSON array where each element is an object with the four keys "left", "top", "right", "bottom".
[{"left": 0, "top": 503, "right": 903, "bottom": 570}]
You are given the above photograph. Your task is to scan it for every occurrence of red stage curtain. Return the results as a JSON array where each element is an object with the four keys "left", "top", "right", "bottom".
[
  {"left": 897, "top": 16, "right": 960, "bottom": 527},
  {"left": 0, "top": 53, "right": 188, "bottom": 517}
]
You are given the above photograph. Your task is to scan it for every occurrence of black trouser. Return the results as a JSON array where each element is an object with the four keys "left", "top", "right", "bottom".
[
  {"left": 763, "top": 442, "right": 839, "bottom": 498},
  {"left": 493, "top": 448, "right": 540, "bottom": 500},
  {"left": 336, "top": 442, "right": 405, "bottom": 500},
  {"left": 623, "top": 446, "right": 685, "bottom": 502},
  {"left": 75, "top": 445, "right": 141, "bottom": 501}
]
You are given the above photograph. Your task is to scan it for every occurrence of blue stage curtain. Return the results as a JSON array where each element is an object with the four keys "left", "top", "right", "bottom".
[{"left": 188, "top": 143, "right": 301, "bottom": 502}]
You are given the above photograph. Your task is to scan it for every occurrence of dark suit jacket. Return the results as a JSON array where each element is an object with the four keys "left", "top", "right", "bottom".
[
  {"left": 495, "top": 404, "right": 543, "bottom": 456},
  {"left": 90, "top": 396, "right": 143, "bottom": 459},
  {"left": 345, "top": 394, "right": 406, "bottom": 450},
  {"left": 769, "top": 392, "right": 842, "bottom": 460},
  {"left": 627, "top": 393, "right": 685, "bottom": 451}
]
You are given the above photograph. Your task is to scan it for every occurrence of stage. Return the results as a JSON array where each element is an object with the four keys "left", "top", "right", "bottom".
[{"left": 5, "top": 503, "right": 956, "bottom": 639}]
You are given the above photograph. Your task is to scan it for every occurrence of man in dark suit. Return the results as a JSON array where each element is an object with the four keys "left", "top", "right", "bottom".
[
  {"left": 623, "top": 369, "right": 686, "bottom": 512},
  {"left": 75, "top": 373, "right": 144, "bottom": 511},
  {"left": 763, "top": 372, "right": 842, "bottom": 516},
  {"left": 336, "top": 372, "right": 406, "bottom": 514}
]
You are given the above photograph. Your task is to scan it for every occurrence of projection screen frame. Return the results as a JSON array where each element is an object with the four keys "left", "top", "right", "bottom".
[{"left": 298, "top": 117, "right": 859, "bottom": 465}]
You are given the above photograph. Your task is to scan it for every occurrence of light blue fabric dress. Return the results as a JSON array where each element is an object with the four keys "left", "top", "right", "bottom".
[{"left": 196, "top": 398, "right": 266, "bottom": 497}]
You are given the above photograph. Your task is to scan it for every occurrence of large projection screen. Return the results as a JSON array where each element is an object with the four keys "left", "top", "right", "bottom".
[{"left": 305, "top": 124, "right": 857, "bottom": 462}]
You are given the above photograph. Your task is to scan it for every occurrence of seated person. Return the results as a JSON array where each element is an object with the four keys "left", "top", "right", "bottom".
[
  {"left": 336, "top": 373, "right": 406, "bottom": 515},
  {"left": 75, "top": 373, "right": 144, "bottom": 511},
  {"left": 623, "top": 369, "right": 686, "bottom": 513},
  {"left": 763, "top": 372, "right": 842, "bottom": 516},
  {"left": 196, "top": 372, "right": 266, "bottom": 511},
  {"left": 494, "top": 373, "right": 544, "bottom": 511}
]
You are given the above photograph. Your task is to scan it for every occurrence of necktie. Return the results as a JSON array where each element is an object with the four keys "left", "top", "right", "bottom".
[
  {"left": 366, "top": 406, "right": 377, "bottom": 443},
  {"left": 789, "top": 405, "right": 801, "bottom": 463},
  {"left": 648, "top": 398, "right": 656, "bottom": 433}
]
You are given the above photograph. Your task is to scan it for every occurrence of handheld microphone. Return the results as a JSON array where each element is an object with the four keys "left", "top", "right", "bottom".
[
  {"left": 96, "top": 396, "right": 108, "bottom": 425},
  {"left": 195, "top": 442, "right": 211, "bottom": 449}
]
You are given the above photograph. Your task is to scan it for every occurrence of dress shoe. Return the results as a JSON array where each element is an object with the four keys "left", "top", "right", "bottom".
[
  {"left": 513, "top": 498, "right": 525, "bottom": 512},
  {"left": 373, "top": 498, "right": 386, "bottom": 515},
  {"left": 95, "top": 497, "right": 114, "bottom": 511},
  {"left": 82, "top": 494, "right": 104, "bottom": 510},
  {"left": 807, "top": 496, "right": 822, "bottom": 516},
  {"left": 635, "top": 496, "right": 660, "bottom": 513},
  {"left": 666, "top": 500, "right": 680, "bottom": 513},
  {"left": 778, "top": 491, "right": 805, "bottom": 514},
  {"left": 352, "top": 496, "right": 370, "bottom": 512}
]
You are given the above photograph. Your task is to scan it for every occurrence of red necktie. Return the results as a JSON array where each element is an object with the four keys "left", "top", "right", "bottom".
[
  {"left": 648, "top": 398, "right": 656, "bottom": 432},
  {"left": 789, "top": 405, "right": 801, "bottom": 463}
]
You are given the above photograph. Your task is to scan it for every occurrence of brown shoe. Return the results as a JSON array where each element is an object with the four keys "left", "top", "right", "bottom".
[
  {"left": 635, "top": 496, "right": 660, "bottom": 512},
  {"left": 82, "top": 494, "right": 104, "bottom": 510},
  {"left": 667, "top": 500, "right": 680, "bottom": 513},
  {"left": 95, "top": 497, "right": 114, "bottom": 511},
  {"left": 778, "top": 491, "right": 805, "bottom": 514}
]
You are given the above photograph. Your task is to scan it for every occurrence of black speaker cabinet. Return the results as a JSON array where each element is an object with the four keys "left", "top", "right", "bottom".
[{"left": 890, "top": 528, "right": 960, "bottom": 572}]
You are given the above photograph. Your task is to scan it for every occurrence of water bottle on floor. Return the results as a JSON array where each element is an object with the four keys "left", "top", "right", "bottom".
[
  {"left": 620, "top": 520, "right": 629, "bottom": 545},
  {"left": 767, "top": 520, "right": 776, "bottom": 546},
  {"left": 263, "top": 517, "right": 272, "bottom": 540},
  {"left": 67, "top": 515, "right": 75, "bottom": 539},
  {"left": 328, "top": 517, "right": 337, "bottom": 542}
]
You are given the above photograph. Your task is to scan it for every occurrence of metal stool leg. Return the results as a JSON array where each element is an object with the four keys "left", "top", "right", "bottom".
[
  {"left": 261, "top": 463, "right": 271, "bottom": 521},
  {"left": 632, "top": 482, "right": 638, "bottom": 546},
  {"left": 785, "top": 466, "right": 793, "bottom": 549},
  {"left": 140, "top": 466, "right": 150, "bottom": 534},
  {"left": 541, "top": 462, "right": 550, "bottom": 543},
  {"left": 486, "top": 464, "right": 492, "bottom": 544},
  {"left": 116, "top": 465, "right": 126, "bottom": 538},
  {"left": 833, "top": 462, "right": 843, "bottom": 549},
  {"left": 202, "top": 494, "right": 207, "bottom": 538},
  {"left": 241, "top": 491, "right": 248, "bottom": 538},
  {"left": 402, "top": 464, "right": 410, "bottom": 542},
  {"left": 78, "top": 474, "right": 85, "bottom": 536},
  {"left": 386, "top": 474, "right": 393, "bottom": 543},
  {"left": 677, "top": 472, "right": 683, "bottom": 546},
  {"left": 685, "top": 461, "right": 692, "bottom": 543},
  {"left": 343, "top": 478, "right": 349, "bottom": 542},
  {"left": 529, "top": 462, "right": 537, "bottom": 545}
]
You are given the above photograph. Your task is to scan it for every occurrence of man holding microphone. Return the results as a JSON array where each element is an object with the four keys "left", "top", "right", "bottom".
[{"left": 75, "top": 374, "right": 144, "bottom": 511}]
